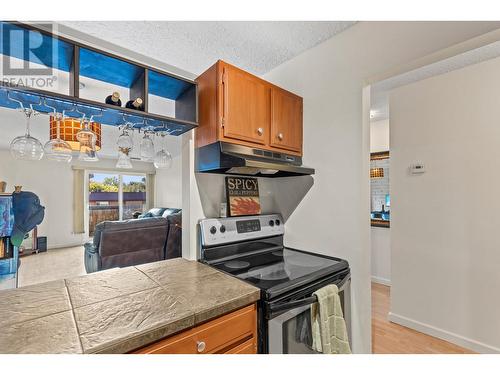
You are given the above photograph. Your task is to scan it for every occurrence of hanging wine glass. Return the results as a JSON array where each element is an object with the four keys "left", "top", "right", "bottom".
[
  {"left": 140, "top": 131, "right": 155, "bottom": 162},
  {"left": 44, "top": 113, "right": 73, "bottom": 163},
  {"left": 10, "top": 108, "right": 44, "bottom": 161},
  {"left": 76, "top": 119, "right": 99, "bottom": 162},
  {"left": 116, "top": 126, "right": 133, "bottom": 169},
  {"left": 116, "top": 148, "right": 133, "bottom": 169},
  {"left": 154, "top": 133, "right": 172, "bottom": 169}
]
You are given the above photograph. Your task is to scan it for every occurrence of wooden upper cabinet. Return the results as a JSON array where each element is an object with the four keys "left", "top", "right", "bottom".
[
  {"left": 270, "top": 87, "right": 303, "bottom": 153},
  {"left": 222, "top": 64, "right": 270, "bottom": 145},
  {"left": 196, "top": 60, "right": 303, "bottom": 156}
]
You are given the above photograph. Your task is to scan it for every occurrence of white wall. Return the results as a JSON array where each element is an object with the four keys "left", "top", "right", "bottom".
[
  {"left": 0, "top": 106, "right": 183, "bottom": 249},
  {"left": 370, "top": 119, "right": 390, "bottom": 153},
  {"left": 260, "top": 22, "right": 500, "bottom": 354},
  {"left": 371, "top": 228, "right": 391, "bottom": 285},
  {"left": 390, "top": 56, "right": 500, "bottom": 353},
  {"left": 154, "top": 138, "right": 183, "bottom": 209}
]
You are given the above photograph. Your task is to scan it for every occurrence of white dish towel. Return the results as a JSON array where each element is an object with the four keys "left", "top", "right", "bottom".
[{"left": 311, "top": 284, "right": 351, "bottom": 354}]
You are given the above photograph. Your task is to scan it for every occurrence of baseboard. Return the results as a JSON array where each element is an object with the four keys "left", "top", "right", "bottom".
[
  {"left": 388, "top": 312, "right": 500, "bottom": 354},
  {"left": 371, "top": 276, "right": 391, "bottom": 286},
  {"left": 48, "top": 241, "right": 86, "bottom": 250}
]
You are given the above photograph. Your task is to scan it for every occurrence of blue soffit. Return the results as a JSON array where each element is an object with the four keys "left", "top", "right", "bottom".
[
  {"left": 0, "top": 22, "right": 74, "bottom": 72},
  {"left": 79, "top": 47, "right": 144, "bottom": 89},
  {"left": 148, "top": 69, "right": 192, "bottom": 101}
]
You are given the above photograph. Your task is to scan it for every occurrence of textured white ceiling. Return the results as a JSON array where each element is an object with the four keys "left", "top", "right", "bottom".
[
  {"left": 371, "top": 40, "right": 500, "bottom": 122},
  {"left": 59, "top": 21, "right": 355, "bottom": 76}
]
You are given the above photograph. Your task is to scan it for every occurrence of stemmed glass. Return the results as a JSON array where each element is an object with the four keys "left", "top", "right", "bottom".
[
  {"left": 10, "top": 107, "right": 44, "bottom": 161},
  {"left": 140, "top": 131, "right": 155, "bottom": 162},
  {"left": 44, "top": 112, "right": 73, "bottom": 163},
  {"left": 77, "top": 118, "right": 99, "bottom": 162},
  {"left": 116, "top": 126, "right": 133, "bottom": 169},
  {"left": 154, "top": 133, "right": 172, "bottom": 169}
]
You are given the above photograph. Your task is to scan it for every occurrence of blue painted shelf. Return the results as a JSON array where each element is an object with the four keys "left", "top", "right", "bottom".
[
  {"left": 0, "top": 22, "right": 74, "bottom": 72},
  {"left": 79, "top": 47, "right": 145, "bottom": 89},
  {"left": 0, "top": 21, "right": 198, "bottom": 135}
]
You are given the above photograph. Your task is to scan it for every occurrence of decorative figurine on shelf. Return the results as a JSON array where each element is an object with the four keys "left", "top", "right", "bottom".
[
  {"left": 105, "top": 92, "right": 122, "bottom": 107},
  {"left": 14, "top": 186, "right": 22, "bottom": 193},
  {"left": 0, "top": 181, "right": 6, "bottom": 193}
]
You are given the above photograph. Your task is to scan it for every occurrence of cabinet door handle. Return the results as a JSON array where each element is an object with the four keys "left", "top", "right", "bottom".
[
  {"left": 277, "top": 133, "right": 283, "bottom": 140},
  {"left": 257, "top": 128, "right": 264, "bottom": 136},
  {"left": 196, "top": 341, "right": 206, "bottom": 353}
]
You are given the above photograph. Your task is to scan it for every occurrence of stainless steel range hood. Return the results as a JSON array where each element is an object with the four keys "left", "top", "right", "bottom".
[{"left": 195, "top": 142, "right": 315, "bottom": 177}]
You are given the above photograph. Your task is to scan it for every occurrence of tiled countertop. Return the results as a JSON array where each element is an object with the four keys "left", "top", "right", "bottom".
[{"left": 0, "top": 258, "right": 260, "bottom": 354}]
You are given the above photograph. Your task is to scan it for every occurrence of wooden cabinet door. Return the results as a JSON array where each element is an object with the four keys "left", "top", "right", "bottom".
[
  {"left": 221, "top": 64, "right": 270, "bottom": 145},
  {"left": 132, "top": 304, "right": 257, "bottom": 354},
  {"left": 270, "top": 87, "right": 303, "bottom": 153}
]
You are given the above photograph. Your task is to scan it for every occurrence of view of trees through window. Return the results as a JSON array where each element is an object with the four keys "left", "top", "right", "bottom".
[
  {"left": 89, "top": 174, "right": 146, "bottom": 192},
  {"left": 88, "top": 173, "right": 147, "bottom": 234}
]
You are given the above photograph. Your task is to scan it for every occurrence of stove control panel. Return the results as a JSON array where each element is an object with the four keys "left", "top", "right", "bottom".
[{"left": 199, "top": 214, "right": 284, "bottom": 247}]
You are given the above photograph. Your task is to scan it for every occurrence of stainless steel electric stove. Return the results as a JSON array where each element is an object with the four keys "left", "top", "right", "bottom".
[{"left": 199, "top": 214, "right": 351, "bottom": 354}]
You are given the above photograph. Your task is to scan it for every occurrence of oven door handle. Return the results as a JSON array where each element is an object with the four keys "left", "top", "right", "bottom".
[{"left": 269, "top": 273, "right": 351, "bottom": 314}]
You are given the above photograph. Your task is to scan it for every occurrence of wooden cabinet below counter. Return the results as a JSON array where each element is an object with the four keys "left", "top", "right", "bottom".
[
  {"left": 131, "top": 304, "right": 257, "bottom": 354},
  {"left": 196, "top": 60, "right": 303, "bottom": 156}
]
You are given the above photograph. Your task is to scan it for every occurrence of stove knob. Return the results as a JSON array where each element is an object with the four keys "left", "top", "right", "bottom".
[
  {"left": 220, "top": 225, "right": 226, "bottom": 233},
  {"left": 269, "top": 220, "right": 275, "bottom": 227},
  {"left": 210, "top": 226, "right": 217, "bottom": 235},
  {"left": 275, "top": 219, "right": 280, "bottom": 226}
]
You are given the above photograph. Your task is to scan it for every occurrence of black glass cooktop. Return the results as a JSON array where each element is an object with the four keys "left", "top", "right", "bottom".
[{"left": 209, "top": 247, "right": 349, "bottom": 299}]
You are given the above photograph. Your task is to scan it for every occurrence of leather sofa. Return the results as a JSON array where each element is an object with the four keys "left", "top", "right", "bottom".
[{"left": 84, "top": 214, "right": 181, "bottom": 273}]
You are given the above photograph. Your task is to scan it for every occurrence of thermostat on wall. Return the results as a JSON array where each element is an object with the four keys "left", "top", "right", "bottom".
[{"left": 410, "top": 163, "right": 425, "bottom": 174}]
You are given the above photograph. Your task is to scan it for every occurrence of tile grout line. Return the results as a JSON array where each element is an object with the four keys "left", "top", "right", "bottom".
[
  {"left": 64, "top": 278, "right": 84, "bottom": 353},
  {"left": 0, "top": 283, "right": 76, "bottom": 327}
]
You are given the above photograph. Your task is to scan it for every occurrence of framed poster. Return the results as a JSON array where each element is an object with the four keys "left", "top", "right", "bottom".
[{"left": 225, "top": 176, "right": 261, "bottom": 216}]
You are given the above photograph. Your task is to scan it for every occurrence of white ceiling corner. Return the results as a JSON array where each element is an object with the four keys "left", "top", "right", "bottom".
[{"left": 371, "top": 40, "right": 500, "bottom": 122}]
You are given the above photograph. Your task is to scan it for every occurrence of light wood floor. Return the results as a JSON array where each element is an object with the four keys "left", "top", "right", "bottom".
[{"left": 371, "top": 282, "right": 474, "bottom": 354}]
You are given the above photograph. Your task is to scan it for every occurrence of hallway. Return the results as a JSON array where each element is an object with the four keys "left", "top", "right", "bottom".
[{"left": 371, "top": 283, "right": 474, "bottom": 354}]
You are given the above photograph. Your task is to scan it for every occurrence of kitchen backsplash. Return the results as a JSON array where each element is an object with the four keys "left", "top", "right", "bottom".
[
  {"left": 370, "top": 158, "right": 390, "bottom": 212},
  {"left": 195, "top": 173, "right": 314, "bottom": 221}
]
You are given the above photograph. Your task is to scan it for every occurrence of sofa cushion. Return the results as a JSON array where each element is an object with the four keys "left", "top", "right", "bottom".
[{"left": 161, "top": 208, "right": 181, "bottom": 218}]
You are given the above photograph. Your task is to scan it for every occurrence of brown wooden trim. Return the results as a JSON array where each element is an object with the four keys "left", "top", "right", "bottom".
[
  {"left": 371, "top": 219, "right": 390, "bottom": 228},
  {"left": 371, "top": 151, "right": 390, "bottom": 160}
]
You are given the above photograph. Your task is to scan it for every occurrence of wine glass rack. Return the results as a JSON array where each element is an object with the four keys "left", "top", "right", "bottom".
[{"left": 0, "top": 22, "right": 198, "bottom": 135}]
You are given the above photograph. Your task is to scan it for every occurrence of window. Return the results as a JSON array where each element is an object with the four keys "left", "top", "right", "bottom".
[{"left": 88, "top": 172, "right": 147, "bottom": 235}]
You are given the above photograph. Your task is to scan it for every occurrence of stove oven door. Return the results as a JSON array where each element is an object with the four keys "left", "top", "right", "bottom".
[{"left": 267, "top": 274, "right": 351, "bottom": 354}]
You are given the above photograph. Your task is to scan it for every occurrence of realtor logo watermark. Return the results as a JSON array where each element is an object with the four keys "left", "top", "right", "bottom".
[{"left": 1, "top": 23, "right": 59, "bottom": 89}]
